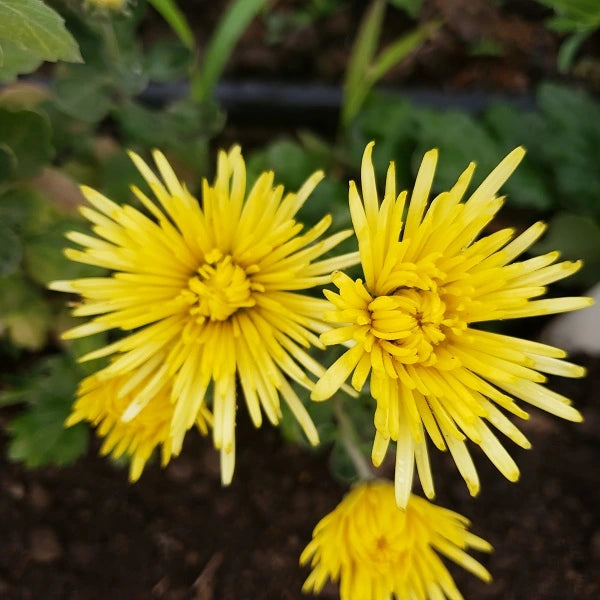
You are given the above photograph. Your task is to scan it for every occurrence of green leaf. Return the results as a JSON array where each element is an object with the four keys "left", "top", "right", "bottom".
[
  {"left": 342, "top": 0, "right": 385, "bottom": 126},
  {"left": 344, "top": 21, "right": 438, "bottom": 124},
  {"left": 144, "top": 38, "right": 192, "bottom": 82},
  {"left": 8, "top": 393, "right": 88, "bottom": 468},
  {"left": 388, "top": 0, "right": 423, "bottom": 17},
  {"left": 116, "top": 98, "right": 224, "bottom": 154},
  {"left": 0, "top": 273, "right": 37, "bottom": 315},
  {"left": 370, "top": 22, "right": 439, "bottom": 83},
  {"left": 0, "top": 276, "right": 52, "bottom": 350},
  {"left": 147, "top": 0, "right": 194, "bottom": 50},
  {"left": 536, "top": 84, "right": 600, "bottom": 217},
  {"left": 9, "top": 413, "right": 88, "bottom": 468},
  {"left": 4, "top": 355, "right": 89, "bottom": 468},
  {"left": 342, "top": 2, "right": 436, "bottom": 127},
  {"left": 0, "top": 0, "right": 81, "bottom": 64},
  {"left": 24, "top": 220, "right": 103, "bottom": 286},
  {"left": 329, "top": 439, "right": 360, "bottom": 482},
  {"left": 0, "top": 107, "right": 53, "bottom": 178},
  {"left": 0, "top": 38, "right": 42, "bottom": 82},
  {"left": 557, "top": 30, "right": 591, "bottom": 72},
  {"left": 538, "top": 0, "right": 600, "bottom": 30},
  {"left": 0, "top": 143, "right": 17, "bottom": 182},
  {"left": 0, "top": 387, "right": 28, "bottom": 407},
  {"left": 191, "top": 0, "right": 268, "bottom": 102},
  {"left": 413, "top": 109, "right": 501, "bottom": 192},
  {"left": 2, "top": 301, "right": 51, "bottom": 350},
  {"left": 350, "top": 95, "right": 419, "bottom": 183},
  {"left": 0, "top": 187, "right": 57, "bottom": 236},
  {"left": 51, "top": 65, "right": 113, "bottom": 123},
  {"left": 247, "top": 139, "right": 324, "bottom": 191},
  {"left": 0, "top": 223, "right": 22, "bottom": 276},
  {"left": 98, "top": 148, "right": 147, "bottom": 205}
]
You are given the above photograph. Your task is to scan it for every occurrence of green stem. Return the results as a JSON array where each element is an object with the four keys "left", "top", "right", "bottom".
[
  {"left": 333, "top": 396, "right": 374, "bottom": 481},
  {"left": 100, "top": 20, "right": 120, "bottom": 65}
]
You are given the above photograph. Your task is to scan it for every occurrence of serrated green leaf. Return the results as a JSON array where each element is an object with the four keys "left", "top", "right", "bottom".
[
  {"left": 8, "top": 401, "right": 88, "bottom": 468},
  {"left": 0, "top": 0, "right": 81, "bottom": 64},
  {"left": 0, "top": 38, "right": 42, "bottom": 82},
  {"left": 191, "top": 0, "right": 268, "bottom": 102},
  {"left": 3, "top": 354, "right": 88, "bottom": 467}
]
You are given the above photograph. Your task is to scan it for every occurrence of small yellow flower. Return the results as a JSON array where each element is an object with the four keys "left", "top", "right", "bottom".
[
  {"left": 312, "top": 142, "right": 592, "bottom": 507},
  {"left": 67, "top": 373, "right": 212, "bottom": 482},
  {"left": 300, "top": 481, "right": 492, "bottom": 600},
  {"left": 51, "top": 147, "right": 359, "bottom": 483}
]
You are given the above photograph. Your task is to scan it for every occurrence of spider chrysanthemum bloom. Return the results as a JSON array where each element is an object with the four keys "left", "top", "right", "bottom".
[
  {"left": 312, "top": 142, "right": 593, "bottom": 507},
  {"left": 300, "top": 480, "right": 492, "bottom": 600},
  {"left": 51, "top": 147, "right": 359, "bottom": 482},
  {"left": 67, "top": 373, "right": 212, "bottom": 482}
]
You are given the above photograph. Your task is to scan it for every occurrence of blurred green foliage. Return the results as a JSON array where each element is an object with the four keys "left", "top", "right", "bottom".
[
  {"left": 534, "top": 0, "right": 600, "bottom": 72},
  {"left": 264, "top": 0, "right": 344, "bottom": 45}
]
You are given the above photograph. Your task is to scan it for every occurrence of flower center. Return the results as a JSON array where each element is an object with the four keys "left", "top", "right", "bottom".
[
  {"left": 183, "top": 249, "right": 258, "bottom": 322},
  {"left": 369, "top": 289, "right": 453, "bottom": 365}
]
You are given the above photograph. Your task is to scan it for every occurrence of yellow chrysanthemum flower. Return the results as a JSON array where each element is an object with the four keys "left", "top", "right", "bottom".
[
  {"left": 312, "top": 142, "right": 593, "bottom": 507},
  {"left": 67, "top": 373, "right": 212, "bottom": 482},
  {"left": 51, "top": 147, "right": 359, "bottom": 483},
  {"left": 300, "top": 480, "right": 492, "bottom": 600}
]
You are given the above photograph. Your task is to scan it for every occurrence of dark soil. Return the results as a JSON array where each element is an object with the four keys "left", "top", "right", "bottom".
[{"left": 1, "top": 355, "right": 599, "bottom": 600}]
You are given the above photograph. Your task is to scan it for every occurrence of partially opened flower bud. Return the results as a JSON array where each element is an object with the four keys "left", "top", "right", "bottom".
[{"left": 301, "top": 481, "right": 492, "bottom": 600}]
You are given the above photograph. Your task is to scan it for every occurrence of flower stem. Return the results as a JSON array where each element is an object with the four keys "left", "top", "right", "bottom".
[
  {"left": 333, "top": 396, "right": 374, "bottom": 481},
  {"left": 100, "top": 20, "right": 120, "bottom": 66}
]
